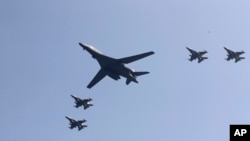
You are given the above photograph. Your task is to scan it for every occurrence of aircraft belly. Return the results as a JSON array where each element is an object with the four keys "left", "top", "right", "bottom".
[
  {"left": 106, "top": 64, "right": 125, "bottom": 75},
  {"left": 106, "top": 66, "right": 131, "bottom": 80},
  {"left": 107, "top": 72, "right": 120, "bottom": 80}
]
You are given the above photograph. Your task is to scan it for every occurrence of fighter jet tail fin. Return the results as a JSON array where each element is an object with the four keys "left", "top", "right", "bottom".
[{"left": 78, "top": 126, "right": 84, "bottom": 131}]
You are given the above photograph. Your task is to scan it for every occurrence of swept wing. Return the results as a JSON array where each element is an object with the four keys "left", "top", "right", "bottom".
[
  {"left": 87, "top": 69, "right": 107, "bottom": 89},
  {"left": 118, "top": 51, "right": 154, "bottom": 64}
]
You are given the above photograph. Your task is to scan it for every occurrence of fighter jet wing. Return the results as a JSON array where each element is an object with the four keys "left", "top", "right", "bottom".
[
  {"left": 79, "top": 119, "right": 86, "bottom": 123},
  {"left": 235, "top": 58, "right": 240, "bottom": 63},
  {"left": 87, "top": 69, "right": 107, "bottom": 89},
  {"left": 198, "top": 58, "right": 202, "bottom": 63},
  {"left": 118, "top": 51, "right": 154, "bottom": 64},
  {"left": 198, "top": 51, "right": 207, "bottom": 55},
  {"left": 78, "top": 125, "right": 84, "bottom": 131},
  {"left": 83, "top": 104, "right": 87, "bottom": 110},
  {"left": 189, "top": 56, "right": 196, "bottom": 61},
  {"left": 236, "top": 51, "right": 245, "bottom": 56}
]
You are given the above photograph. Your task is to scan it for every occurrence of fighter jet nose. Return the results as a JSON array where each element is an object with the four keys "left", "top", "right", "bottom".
[
  {"left": 79, "top": 43, "right": 87, "bottom": 49},
  {"left": 79, "top": 42, "right": 83, "bottom": 46}
]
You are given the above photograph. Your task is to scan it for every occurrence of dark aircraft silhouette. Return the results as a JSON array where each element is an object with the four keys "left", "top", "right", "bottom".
[
  {"left": 224, "top": 47, "right": 245, "bottom": 63},
  {"left": 65, "top": 116, "right": 87, "bottom": 131},
  {"left": 79, "top": 43, "right": 155, "bottom": 89},
  {"left": 71, "top": 95, "right": 93, "bottom": 110},
  {"left": 186, "top": 47, "right": 208, "bottom": 63}
]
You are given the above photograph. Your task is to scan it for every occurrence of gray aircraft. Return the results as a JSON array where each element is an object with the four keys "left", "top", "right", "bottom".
[
  {"left": 79, "top": 43, "right": 155, "bottom": 89},
  {"left": 71, "top": 95, "right": 93, "bottom": 110},
  {"left": 224, "top": 47, "right": 245, "bottom": 63},
  {"left": 65, "top": 116, "right": 87, "bottom": 131},
  {"left": 186, "top": 47, "right": 208, "bottom": 63}
]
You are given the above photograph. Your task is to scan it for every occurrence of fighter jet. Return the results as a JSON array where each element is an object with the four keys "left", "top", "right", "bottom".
[
  {"left": 79, "top": 43, "right": 155, "bottom": 89},
  {"left": 186, "top": 47, "right": 208, "bottom": 63},
  {"left": 224, "top": 47, "right": 245, "bottom": 63},
  {"left": 71, "top": 95, "right": 93, "bottom": 110},
  {"left": 65, "top": 116, "right": 87, "bottom": 131}
]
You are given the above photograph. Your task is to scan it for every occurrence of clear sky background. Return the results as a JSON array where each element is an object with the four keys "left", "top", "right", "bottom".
[{"left": 1, "top": 0, "right": 250, "bottom": 141}]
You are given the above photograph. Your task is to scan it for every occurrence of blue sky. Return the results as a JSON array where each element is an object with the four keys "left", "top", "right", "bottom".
[{"left": 1, "top": 0, "right": 250, "bottom": 140}]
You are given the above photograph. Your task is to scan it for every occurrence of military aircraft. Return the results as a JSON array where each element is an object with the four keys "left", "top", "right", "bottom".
[
  {"left": 79, "top": 43, "right": 155, "bottom": 89},
  {"left": 65, "top": 116, "right": 87, "bottom": 131},
  {"left": 224, "top": 47, "right": 245, "bottom": 63},
  {"left": 71, "top": 95, "right": 93, "bottom": 110},
  {"left": 186, "top": 47, "right": 208, "bottom": 63}
]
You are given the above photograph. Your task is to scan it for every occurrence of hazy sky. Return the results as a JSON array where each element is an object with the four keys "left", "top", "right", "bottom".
[{"left": 1, "top": 0, "right": 250, "bottom": 141}]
